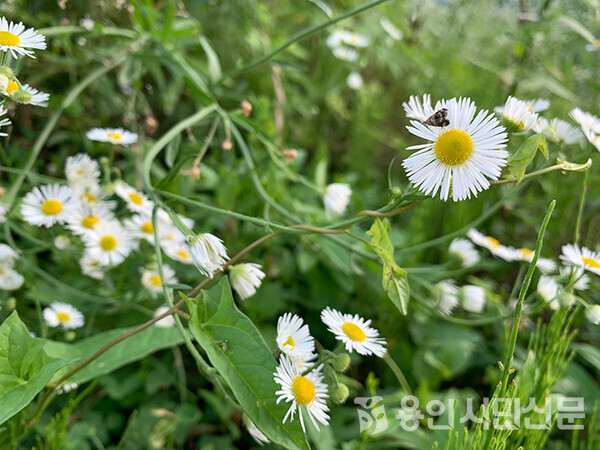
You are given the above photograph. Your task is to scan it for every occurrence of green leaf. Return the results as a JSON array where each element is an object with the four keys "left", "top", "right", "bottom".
[
  {"left": 0, "top": 312, "right": 72, "bottom": 425},
  {"left": 366, "top": 218, "right": 409, "bottom": 315},
  {"left": 559, "top": 16, "right": 597, "bottom": 44},
  {"left": 188, "top": 278, "right": 309, "bottom": 450},
  {"left": 507, "top": 133, "right": 548, "bottom": 184},
  {"left": 199, "top": 36, "right": 222, "bottom": 84},
  {"left": 165, "top": 132, "right": 182, "bottom": 168},
  {"left": 573, "top": 343, "right": 600, "bottom": 375},
  {"left": 44, "top": 325, "right": 185, "bottom": 385}
]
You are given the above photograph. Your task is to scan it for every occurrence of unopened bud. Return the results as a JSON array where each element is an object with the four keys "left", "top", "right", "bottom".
[
  {"left": 0, "top": 66, "right": 15, "bottom": 79},
  {"left": 222, "top": 139, "right": 233, "bottom": 151},
  {"left": 189, "top": 166, "right": 201, "bottom": 178},
  {"left": 391, "top": 186, "right": 402, "bottom": 199},
  {"left": 145, "top": 115, "right": 158, "bottom": 134},
  {"left": 331, "top": 353, "right": 351, "bottom": 372},
  {"left": 12, "top": 89, "right": 32, "bottom": 105},
  {"left": 241, "top": 100, "right": 252, "bottom": 117},
  {"left": 498, "top": 361, "right": 505, "bottom": 370},
  {"left": 65, "top": 331, "right": 76, "bottom": 342},
  {"left": 331, "top": 383, "right": 350, "bottom": 404},
  {"left": 7, "top": 297, "right": 16, "bottom": 310},
  {"left": 282, "top": 148, "right": 297, "bottom": 162}
]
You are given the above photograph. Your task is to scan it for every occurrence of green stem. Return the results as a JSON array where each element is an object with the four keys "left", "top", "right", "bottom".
[
  {"left": 383, "top": 353, "right": 412, "bottom": 395},
  {"left": 574, "top": 168, "right": 588, "bottom": 245}
]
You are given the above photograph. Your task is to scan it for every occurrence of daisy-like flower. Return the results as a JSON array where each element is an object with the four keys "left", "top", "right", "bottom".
[
  {"left": 153, "top": 306, "right": 176, "bottom": 327},
  {"left": 543, "top": 118, "right": 583, "bottom": 145},
  {"left": 82, "top": 221, "right": 136, "bottom": 266},
  {"left": 495, "top": 96, "right": 538, "bottom": 132},
  {"left": 338, "top": 30, "right": 369, "bottom": 48},
  {"left": 87, "top": 127, "right": 138, "bottom": 145},
  {"left": 0, "top": 17, "right": 46, "bottom": 58},
  {"left": 125, "top": 214, "right": 157, "bottom": 244},
  {"left": 66, "top": 205, "right": 114, "bottom": 236},
  {"left": 448, "top": 238, "right": 480, "bottom": 267},
  {"left": 521, "top": 98, "right": 550, "bottom": 113},
  {"left": 402, "top": 96, "right": 508, "bottom": 201},
  {"left": 537, "top": 275, "right": 560, "bottom": 309},
  {"left": 229, "top": 263, "right": 266, "bottom": 300},
  {"left": 435, "top": 280, "right": 459, "bottom": 316},
  {"left": 560, "top": 243, "right": 600, "bottom": 276},
  {"left": 21, "top": 184, "right": 78, "bottom": 228},
  {"left": 0, "top": 267, "right": 24, "bottom": 291},
  {"left": 0, "top": 105, "right": 11, "bottom": 137},
  {"left": 43, "top": 302, "right": 84, "bottom": 329},
  {"left": 189, "top": 233, "right": 229, "bottom": 277},
  {"left": 277, "top": 313, "right": 315, "bottom": 359},
  {"left": 0, "top": 243, "right": 18, "bottom": 269},
  {"left": 560, "top": 266, "right": 589, "bottom": 291},
  {"left": 73, "top": 185, "right": 117, "bottom": 211},
  {"left": 581, "top": 125, "right": 600, "bottom": 152},
  {"left": 246, "top": 420, "right": 270, "bottom": 446},
  {"left": 320, "top": 307, "right": 387, "bottom": 357},
  {"left": 347, "top": 72, "right": 363, "bottom": 90},
  {"left": 460, "top": 285, "right": 486, "bottom": 313},
  {"left": 324, "top": 183, "right": 352, "bottom": 217},
  {"left": 79, "top": 253, "right": 104, "bottom": 280},
  {"left": 332, "top": 46, "right": 358, "bottom": 61},
  {"left": 467, "top": 229, "right": 515, "bottom": 261},
  {"left": 380, "top": 17, "right": 403, "bottom": 41},
  {"left": 141, "top": 265, "right": 178, "bottom": 296},
  {"left": 403, "top": 94, "right": 435, "bottom": 121},
  {"left": 164, "top": 242, "right": 194, "bottom": 265},
  {"left": 586, "top": 305, "right": 600, "bottom": 325},
  {"left": 274, "top": 355, "right": 330, "bottom": 432},
  {"left": 511, "top": 247, "right": 556, "bottom": 273},
  {"left": 569, "top": 108, "right": 600, "bottom": 134},
  {"left": 114, "top": 182, "right": 153, "bottom": 214},
  {"left": 65, "top": 153, "right": 100, "bottom": 189}
]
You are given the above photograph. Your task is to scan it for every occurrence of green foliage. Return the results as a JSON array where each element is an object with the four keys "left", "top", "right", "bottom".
[{"left": 507, "top": 133, "right": 548, "bottom": 183}]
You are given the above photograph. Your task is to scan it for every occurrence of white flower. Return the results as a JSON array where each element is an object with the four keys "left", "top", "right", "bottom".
[
  {"left": 65, "top": 154, "right": 100, "bottom": 189},
  {"left": 125, "top": 214, "right": 157, "bottom": 244},
  {"left": 521, "top": 98, "right": 550, "bottom": 113},
  {"left": 66, "top": 205, "right": 114, "bottom": 236},
  {"left": 246, "top": 420, "right": 270, "bottom": 446},
  {"left": 460, "top": 285, "right": 486, "bottom": 313},
  {"left": 274, "top": 355, "right": 330, "bottom": 432},
  {"left": 586, "top": 305, "right": 600, "bottom": 325},
  {"left": 43, "top": 303, "right": 84, "bottom": 329},
  {"left": 402, "top": 96, "right": 508, "bottom": 201},
  {"left": 164, "top": 242, "right": 194, "bottom": 265},
  {"left": 403, "top": 94, "right": 435, "bottom": 121},
  {"left": 73, "top": 185, "right": 117, "bottom": 211},
  {"left": 467, "top": 229, "right": 515, "bottom": 261},
  {"left": 560, "top": 266, "right": 589, "bottom": 291},
  {"left": 277, "top": 313, "right": 316, "bottom": 360},
  {"left": 21, "top": 184, "right": 78, "bottom": 228},
  {"left": 0, "top": 105, "right": 11, "bottom": 137},
  {"left": 324, "top": 183, "right": 351, "bottom": 217},
  {"left": 320, "top": 307, "right": 387, "bottom": 357},
  {"left": 560, "top": 243, "right": 600, "bottom": 276},
  {"left": 326, "top": 30, "right": 344, "bottom": 48},
  {"left": 339, "top": 30, "right": 369, "bottom": 48},
  {"left": 332, "top": 46, "right": 358, "bottom": 61},
  {"left": 189, "top": 233, "right": 229, "bottom": 277},
  {"left": 229, "top": 263, "right": 266, "bottom": 300},
  {"left": 448, "top": 238, "right": 479, "bottom": 267},
  {"left": 380, "top": 17, "right": 403, "bottom": 40},
  {"left": 435, "top": 280, "right": 459, "bottom": 315},
  {"left": 86, "top": 127, "right": 138, "bottom": 145},
  {"left": 57, "top": 383, "right": 78, "bottom": 395},
  {"left": 79, "top": 17, "right": 94, "bottom": 30},
  {"left": 153, "top": 306, "right": 176, "bottom": 327},
  {"left": 82, "top": 221, "right": 136, "bottom": 266},
  {"left": 0, "top": 267, "right": 24, "bottom": 290},
  {"left": 569, "top": 107, "right": 600, "bottom": 134},
  {"left": 18, "top": 84, "right": 49, "bottom": 107},
  {"left": 537, "top": 275, "right": 560, "bottom": 309},
  {"left": 511, "top": 247, "right": 556, "bottom": 273},
  {"left": 0, "top": 17, "right": 46, "bottom": 58},
  {"left": 495, "top": 96, "right": 538, "bottom": 132},
  {"left": 346, "top": 71, "right": 363, "bottom": 90},
  {"left": 79, "top": 253, "right": 104, "bottom": 280},
  {"left": 532, "top": 117, "right": 549, "bottom": 134},
  {"left": 142, "top": 265, "right": 177, "bottom": 296},
  {"left": 581, "top": 125, "right": 600, "bottom": 151},
  {"left": 114, "top": 182, "right": 153, "bottom": 214},
  {"left": 0, "top": 243, "right": 19, "bottom": 269},
  {"left": 544, "top": 118, "right": 583, "bottom": 145}
]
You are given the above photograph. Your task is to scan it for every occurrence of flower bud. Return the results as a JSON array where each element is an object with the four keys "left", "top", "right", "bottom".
[
  {"left": 65, "top": 331, "right": 77, "bottom": 342},
  {"left": 0, "top": 74, "right": 8, "bottom": 92},
  {"left": 7, "top": 297, "right": 16, "bottom": 310},
  {"left": 12, "top": 89, "right": 32, "bottom": 105},
  {"left": 282, "top": 148, "right": 297, "bottom": 162},
  {"left": 222, "top": 139, "right": 233, "bottom": 151},
  {"left": 331, "top": 383, "right": 350, "bottom": 404},
  {"left": 241, "top": 100, "right": 252, "bottom": 117},
  {"left": 331, "top": 353, "right": 351, "bottom": 372},
  {"left": 0, "top": 66, "right": 15, "bottom": 79}
]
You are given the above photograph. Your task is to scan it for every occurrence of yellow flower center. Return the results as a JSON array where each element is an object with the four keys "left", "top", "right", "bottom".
[
  {"left": 341, "top": 322, "right": 366, "bottom": 342},
  {"left": 128, "top": 192, "right": 143, "bottom": 205},
  {"left": 81, "top": 192, "right": 97, "bottom": 203},
  {"left": 350, "top": 35, "right": 359, "bottom": 45},
  {"left": 107, "top": 132, "right": 122, "bottom": 141},
  {"left": 141, "top": 221, "right": 153, "bottom": 234},
  {"left": 41, "top": 199, "right": 63, "bottom": 215},
  {"left": 595, "top": 40, "right": 600, "bottom": 48},
  {"left": 582, "top": 256, "right": 600, "bottom": 269},
  {"left": 56, "top": 312, "right": 71, "bottom": 323},
  {"left": 526, "top": 104, "right": 533, "bottom": 112},
  {"left": 517, "top": 121, "right": 525, "bottom": 130},
  {"left": 100, "top": 235, "right": 117, "bottom": 251},
  {"left": 0, "top": 31, "right": 20, "bottom": 47},
  {"left": 283, "top": 335, "right": 295, "bottom": 348},
  {"left": 6, "top": 81, "right": 19, "bottom": 94},
  {"left": 486, "top": 237, "right": 500, "bottom": 248},
  {"left": 519, "top": 248, "right": 534, "bottom": 257},
  {"left": 434, "top": 129, "right": 473, "bottom": 166},
  {"left": 177, "top": 250, "right": 190, "bottom": 260},
  {"left": 82, "top": 215, "right": 99, "bottom": 229},
  {"left": 292, "top": 376, "right": 316, "bottom": 405},
  {"left": 150, "top": 275, "right": 162, "bottom": 287}
]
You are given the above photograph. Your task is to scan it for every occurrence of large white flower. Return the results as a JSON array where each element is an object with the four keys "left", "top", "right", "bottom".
[
  {"left": 229, "top": 263, "right": 266, "bottom": 300},
  {"left": 114, "top": 182, "right": 153, "bottom": 214},
  {"left": 82, "top": 221, "right": 137, "bottom": 266},
  {"left": 87, "top": 127, "right": 138, "bottom": 145},
  {"left": 320, "top": 307, "right": 387, "bottom": 357},
  {"left": 189, "top": 233, "right": 229, "bottom": 277},
  {"left": 448, "top": 238, "right": 479, "bottom": 267},
  {"left": 141, "top": 265, "right": 178, "bottom": 296},
  {"left": 274, "top": 355, "right": 330, "bottom": 432},
  {"left": 43, "top": 303, "right": 84, "bottom": 329},
  {"left": 402, "top": 96, "right": 508, "bottom": 201},
  {"left": 495, "top": 96, "right": 539, "bottom": 131},
  {"left": 324, "top": 183, "right": 351, "bottom": 217},
  {"left": 0, "top": 17, "right": 46, "bottom": 58},
  {"left": 65, "top": 153, "right": 100, "bottom": 189},
  {"left": 21, "top": 184, "right": 79, "bottom": 228},
  {"left": 560, "top": 244, "right": 600, "bottom": 276},
  {"left": 467, "top": 229, "right": 515, "bottom": 261},
  {"left": 276, "top": 313, "right": 316, "bottom": 360},
  {"left": 569, "top": 107, "right": 600, "bottom": 134}
]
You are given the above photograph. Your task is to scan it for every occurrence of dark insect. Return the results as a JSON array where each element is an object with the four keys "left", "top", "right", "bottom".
[
  {"left": 423, "top": 108, "right": 450, "bottom": 127},
  {"left": 215, "top": 338, "right": 230, "bottom": 351}
]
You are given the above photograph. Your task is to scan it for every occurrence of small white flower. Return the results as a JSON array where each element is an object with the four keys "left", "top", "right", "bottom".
[
  {"left": 229, "top": 263, "right": 266, "bottom": 300},
  {"left": 581, "top": 124, "right": 600, "bottom": 152},
  {"left": 460, "top": 285, "right": 486, "bottom": 313},
  {"left": 82, "top": 221, "right": 137, "bottom": 266},
  {"left": 495, "top": 96, "right": 538, "bottom": 131},
  {"left": 448, "top": 238, "right": 479, "bottom": 267},
  {"left": 338, "top": 30, "right": 369, "bottom": 48},
  {"left": 0, "top": 267, "right": 24, "bottom": 290},
  {"left": 66, "top": 205, "right": 114, "bottom": 236},
  {"left": 43, "top": 303, "right": 84, "bottom": 329},
  {"left": 65, "top": 153, "right": 100, "bottom": 189},
  {"left": 246, "top": 420, "right": 270, "bottom": 446},
  {"left": 164, "top": 242, "right": 194, "bottom": 265},
  {"left": 346, "top": 71, "right": 363, "bottom": 90},
  {"left": 324, "top": 183, "right": 351, "bottom": 217},
  {"left": 543, "top": 118, "right": 583, "bottom": 145},
  {"left": 380, "top": 17, "right": 403, "bottom": 40},
  {"left": 326, "top": 30, "right": 344, "bottom": 48},
  {"left": 0, "top": 105, "right": 11, "bottom": 137},
  {"left": 189, "top": 233, "right": 229, "bottom": 277},
  {"left": 141, "top": 265, "right": 177, "bottom": 296},
  {"left": 511, "top": 247, "right": 556, "bottom": 273},
  {"left": 569, "top": 107, "right": 600, "bottom": 134},
  {"left": 274, "top": 355, "right": 330, "bottom": 432},
  {"left": 0, "top": 17, "right": 46, "bottom": 58},
  {"left": 277, "top": 313, "right": 316, "bottom": 360},
  {"left": 332, "top": 46, "right": 358, "bottom": 61},
  {"left": 87, "top": 127, "right": 138, "bottom": 145},
  {"left": 586, "top": 305, "right": 600, "bottom": 325},
  {"left": 153, "top": 306, "right": 176, "bottom": 327},
  {"left": 560, "top": 243, "right": 600, "bottom": 276},
  {"left": 560, "top": 266, "right": 589, "bottom": 291},
  {"left": 21, "top": 184, "right": 79, "bottom": 228},
  {"left": 114, "top": 182, "right": 153, "bottom": 214},
  {"left": 0, "top": 243, "right": 19, "bottom": 269},
  {"left": 320, "top": 307, "right": 387, "bottom": 357},
  {"left": 125, "top": 214, "right": 157, "bottom": 244},
  {"left": 467, "top": 229, "right": 515, "bottom": 261},
  {"left": 435, "top": 280, "right": 459, "bottom": 315},
  {"left": 537, "top": 275, "right": 560, "bottom": 309},
  {"left": 79, "top": 253, "right": 104, "bottom": 280},
  {"left": 79, "top": 17, "right": 94, "bottom": 31},
  {"left": 521, "top": 98, "right": 550, "bottom": 113}
]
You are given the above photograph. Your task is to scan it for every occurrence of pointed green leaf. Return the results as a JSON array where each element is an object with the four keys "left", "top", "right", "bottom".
[
  {"left": 199, "top": 36, "right": 222, "bottom": 83},
  {"left": 507, "top": 133, "right": 548, "bottom": 183}
]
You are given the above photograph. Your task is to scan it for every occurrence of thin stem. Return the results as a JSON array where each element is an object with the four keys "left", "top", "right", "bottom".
[
  {"left": 383, "top": 353, "right": 412, "bottom": 395},
  {"left": 574, "top": 168, "right": 588, "bottom": 245},
  {"left": 490, "top": 163, "right": 567, "bottom": 185}
]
